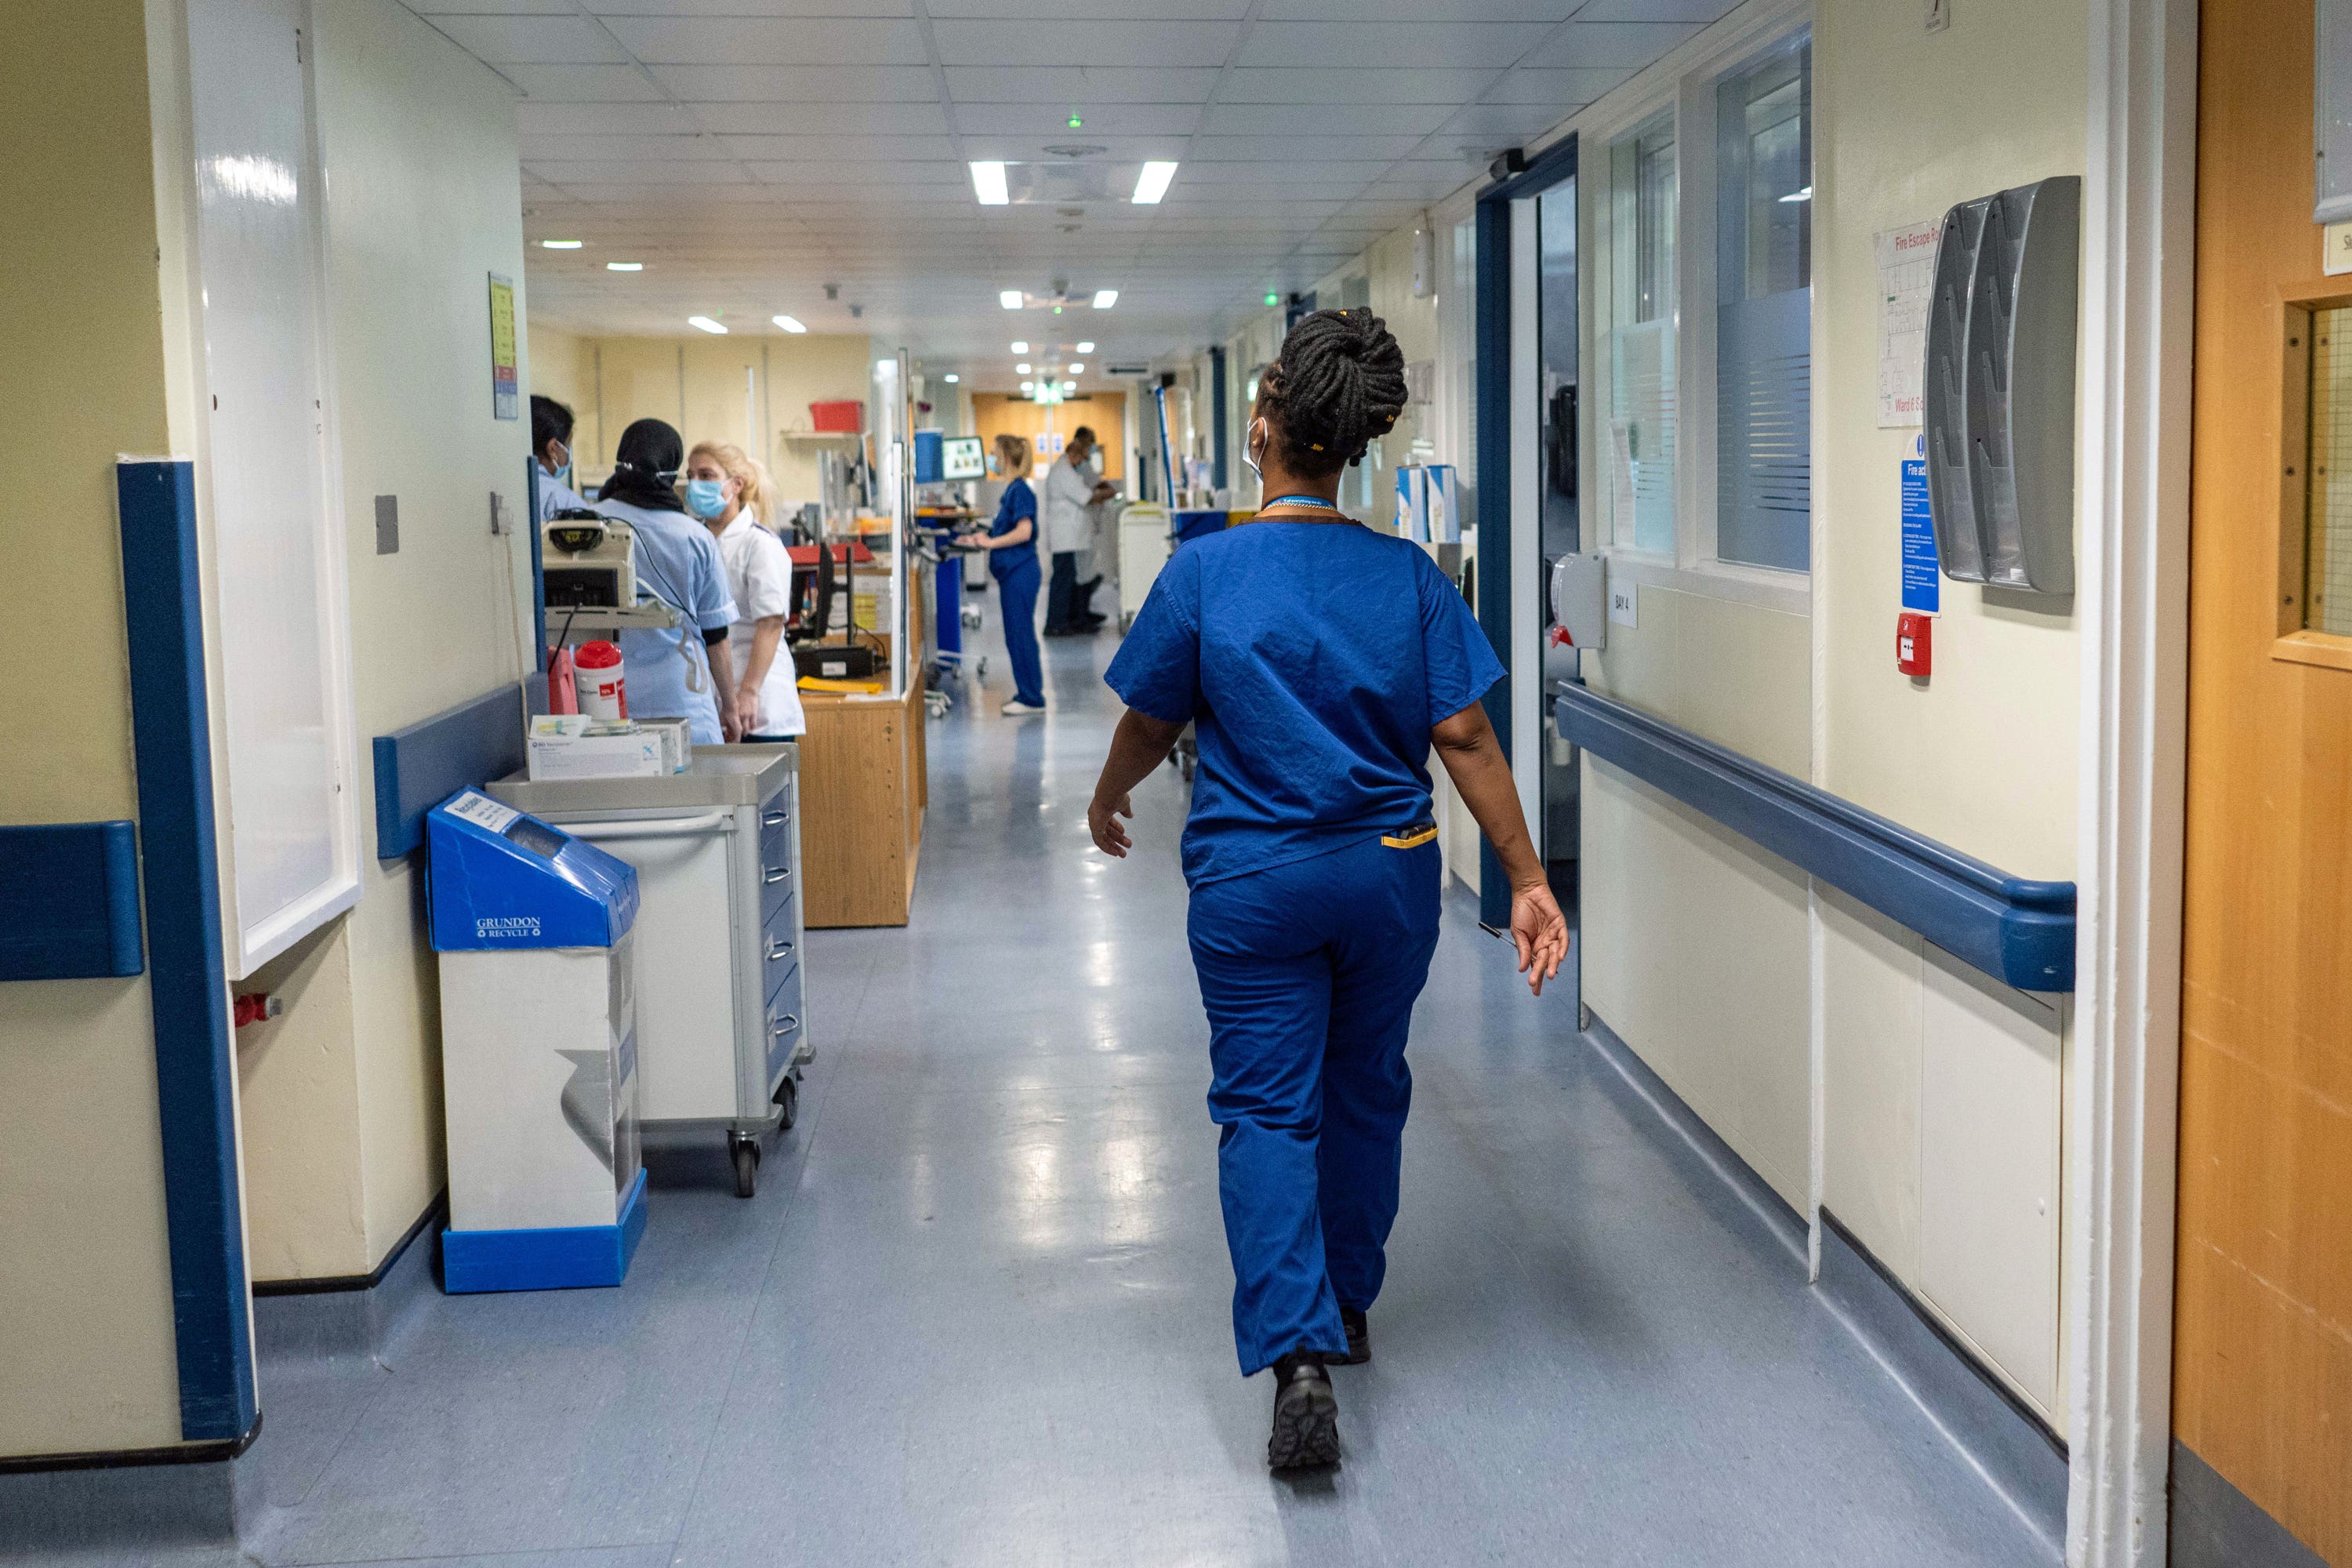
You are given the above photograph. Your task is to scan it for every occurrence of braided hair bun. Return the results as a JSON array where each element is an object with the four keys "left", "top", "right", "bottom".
[{"left": 1260, "top": 307, "right": 1408, "bottom": 477}]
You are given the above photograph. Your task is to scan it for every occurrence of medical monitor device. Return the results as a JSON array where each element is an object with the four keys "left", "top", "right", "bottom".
[
  {"left": 941, "top": 435, "right": 985, "bottom": 481},
  {"left": 541, "top": 510, "right": 637, "bottom": 609}
]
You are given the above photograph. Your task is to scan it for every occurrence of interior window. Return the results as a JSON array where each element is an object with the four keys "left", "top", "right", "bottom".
[{"left": 1606, "top": 113, "right": 1679, "bottom": 556}]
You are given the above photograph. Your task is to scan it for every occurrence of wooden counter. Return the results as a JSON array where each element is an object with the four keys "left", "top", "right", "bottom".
[{"left": 797, "top": 673, "right": 926, "bottom": 927}]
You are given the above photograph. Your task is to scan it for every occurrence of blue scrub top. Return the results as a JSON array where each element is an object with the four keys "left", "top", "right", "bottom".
[
  {"left": 586, "top": 495, "right": 736, "bottom": 744},
  {"left": 987, "top": 478, "right": 1037, "bottom": 578},
  {"left": 536, "top": 466, "right": 586, "bottom": 519},
  {"left": 1105, "top": 521, "right": 1504, "bottom": 889}
]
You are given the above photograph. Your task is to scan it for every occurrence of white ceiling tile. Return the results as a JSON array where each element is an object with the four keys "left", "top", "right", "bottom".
[
  {"left": 414, "top": 0, "right": 574, "bottom": 13},
  {"left": 519, "top": 133, "right": 738, "bottom": 162},
  {"left": 1523, "top": 20, "right": 1703, "bottom": 68},
  {"left": 958, "top": 134, "right": 1191, "bottom": 161},
  {"left": 517, "top": 101, "right": 702, "bottom": 135},
  {"left": 940, "top": 67, "right": 1221, "bottom": 103},
  {"left": 927, "top": 0, "right": 1247, "bottom": 13},
  {"left": 933, "top": 20, "right": 1241, "bottom": 68},
  {"left": 1191, "top": 133, "right": 1432, "bottom": 161},
  {"left": 426, "top": 15, "right": 627, "bottom": 64},
  {"left": 692, "top": 102, "right": 952, "bottom": 135},
  {"left": 1439, "top": 102, "right": 1574, "bottom": 138},
  {"left": 717, "top": 134, "right": 959, "bottom": 162},
  {"left": 1220, "top": 68, "right": 1502, "bottom": 103},
  {"left": 588, "top": 0, "right": 915, "bottom": 13},
  {"left": 1261, "top": 0, "right": 1577, "bottom": 16},
  {"left": 1483, "top": 65, "right": 1632, "bottom": 103},
  {"left": 1572, "top": 0, "right": 1740, "bottom": 20},
  {"left": 504, "top": 64, "right": 667, "bottom": 102},
  {"left": 1181, "top": 161, "right": 1396, "bottom": 184},
  {"left": 554, "top": 184, "right": 791, "bottom": 204},
  {"left": 746, "top": 162, "right": 967, "bottom": 185},
  {"left": 953, "top": 103, "right": 1204, "bottom": 136},
  {"left": 1202, "top": 102, "right": 1451, "bottom": 135},
  {"left": 525, "top": 160, "right": 752, "bottom": 184},
  {"left": 1238, "top": 21, "right": 1552, "bottom": 69},
  {"left": 600, "top": 17, "right": 927, "bottom": 66},
  {"left": 648, "top": 65, "right": 941, "bottom": 101}
]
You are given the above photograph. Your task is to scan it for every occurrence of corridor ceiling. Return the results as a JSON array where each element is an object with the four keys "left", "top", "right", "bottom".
[{"left": 401, "top": 0, "right": 1735, "bottom": 383}]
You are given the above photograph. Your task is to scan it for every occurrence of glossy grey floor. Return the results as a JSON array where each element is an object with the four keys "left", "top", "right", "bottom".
[{"left": 94, "top": 615, "right": 2051, "bottom": 1567}]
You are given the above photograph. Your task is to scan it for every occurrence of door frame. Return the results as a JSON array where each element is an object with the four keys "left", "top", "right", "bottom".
[{"left": 2068, "top": 0, "right": 2196, "bottom": 1561}]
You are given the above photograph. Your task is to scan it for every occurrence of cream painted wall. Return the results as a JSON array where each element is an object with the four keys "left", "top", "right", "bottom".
[
  {"left": 0, "top": 0, "right": 191, "bottom": 1457},
  {"left": 536, "top": 332, "right": 873, "bottom": 512},
  {"left": 234, "top": 0, "right": 534, "bottom": 1279}
]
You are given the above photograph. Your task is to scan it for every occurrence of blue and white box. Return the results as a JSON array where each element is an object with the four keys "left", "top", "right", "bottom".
[
  {"left": 427, "top": 789, "right": 647, "bottom": 1293},
  {"left": 1425, "top": 464, "right": 1458, "bottom": 543},
  {"left": 1396, "top": 465, "right": 1430, "bottom": 542}
]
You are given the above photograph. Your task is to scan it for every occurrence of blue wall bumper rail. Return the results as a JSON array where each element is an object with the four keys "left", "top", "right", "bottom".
[
  {"left": 372, "top": 684, "right": 528, "bottom": 859},
  {"left": 1555, "top": 684, "right": 2075, "bottom": 992},
  {"left": 0, "top": 822, "right": 143, "bottom": 980}
]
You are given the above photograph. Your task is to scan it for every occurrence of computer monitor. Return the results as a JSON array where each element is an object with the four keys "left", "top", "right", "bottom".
[{"left": 941, "top": 435, "right": 985, "bottom": 481}]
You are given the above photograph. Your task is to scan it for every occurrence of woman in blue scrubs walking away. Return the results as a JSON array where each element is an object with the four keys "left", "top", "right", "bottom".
[
  {"left": 972, "top": 433, "right": 1047, "bottom": 716},
  {"left": 1091, "top": 308, "right": 1570, "bottom": 1471}
]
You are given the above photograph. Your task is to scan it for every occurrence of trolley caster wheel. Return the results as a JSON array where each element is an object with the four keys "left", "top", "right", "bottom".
[
  {"left": 730, "top": 1138, "right": 760, "bottom": 1199},
  {"left": 1178, "top": 753, "right": 1197, "bottom": 783},
  {"left": 774, "top": 1075, "right": 800, "bottom": 1132},
  {"left": 961, "top": 605, "right": 982, "bottom": 631},
  {"left": 1577, "top": 1003, "right": 1593, "bottom": 1032}
]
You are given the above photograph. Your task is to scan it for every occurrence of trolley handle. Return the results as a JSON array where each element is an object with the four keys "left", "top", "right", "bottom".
[{"left": 564, "top": 810, "right": 732, "bottom": 841}]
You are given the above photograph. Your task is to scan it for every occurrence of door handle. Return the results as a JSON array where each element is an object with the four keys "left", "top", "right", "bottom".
[
  {"left": 771, "top": 1014, "right": 799, "bottom": 1037},
  {"left": 764, "top": 865, "right": 790, "bottom": 884},
  {"left": 763, "top": 809, "right": 789, "bottom": 828},
  {"left": 766, "top": 938, "right": 793, "bottom": 963}
]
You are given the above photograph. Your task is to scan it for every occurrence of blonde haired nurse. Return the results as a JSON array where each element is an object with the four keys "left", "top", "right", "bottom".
[{"left": 686, "top": 441, "right": 806, "bottom": 741}]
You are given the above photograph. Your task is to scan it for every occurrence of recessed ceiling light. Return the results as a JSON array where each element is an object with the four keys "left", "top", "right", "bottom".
[
  {"left": 608, "top": 261, "right": 643, "bottom": 272},
  {"left": 944, "top": 373, "right": 960, "bottom": 384},
  {"left": 688, "top": 316, "right": 727, "bottom": 334},
  {"left": 1076, "top": 341, "right": 1095, "bottom": 354},
  {"left": 540, "top": 240, "right": 583, "bottom": 249},
  {"left": 1011, "top": 340, "right": 1029, "bottom": 354},
  {"left": 1060, "top": 379, "right": 1077, "bottom": 394},
  {"left": 1021, "top": 380, "right": 1035, "bottom": 392},
  {"left": 877, "top": 358, "right": 896, "bottom": 372},
  {"left": 1000, "top": 289, "right": 1024, "bottom": 310},
  {"left": 1132, "top": 162, "right": 1178, "bottom": 205},
  {"left": 1017, "top": 362, "right": 1033, "bottom": 374},
  {"left": 1069, "top": 363, "right": 1083, "bottom": 373},
  {"left": 773, "top": 314, "right": 807, "bottom": 332},
  {"left": 971, "top": 161, "right": 1010, "bottom": 205},
  {"left": 1092, "top": 289, "right": 1116, "bottom": 309}
]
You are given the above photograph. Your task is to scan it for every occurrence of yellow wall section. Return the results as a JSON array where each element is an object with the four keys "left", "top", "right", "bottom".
[
  {"left": 0, "top": 0, "right": 189, "bottom": 1457},
  {"left": 233, "top": 0, "right": 533, "bottom": 1280},
  {"left": 534, "top": 332, "right": 874, "bottom": 510}
]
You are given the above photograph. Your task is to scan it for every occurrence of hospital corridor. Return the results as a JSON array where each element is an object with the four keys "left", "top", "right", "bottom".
[{"left": 4, "top": 0, "right": 2350, "bottom": 1565}]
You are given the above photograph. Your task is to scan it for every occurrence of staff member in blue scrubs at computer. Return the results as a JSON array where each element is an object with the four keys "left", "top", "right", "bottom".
[
  {"left": 592, "top": 418, "right": 740, "bottom": 744},
  {"left": 969, "top": 432, "right": 1046, "bottom": 717},
  {"left": 1088, "top": 308, "right": 1570, "bottom": 1472},
  {"left": 532, "top": 394, "right": 586, "bottom": 517}
]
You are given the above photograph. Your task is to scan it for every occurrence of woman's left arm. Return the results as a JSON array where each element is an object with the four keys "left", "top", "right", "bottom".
[{"left": 1088, "top": 709, "right": 1187, "bottom": 856}]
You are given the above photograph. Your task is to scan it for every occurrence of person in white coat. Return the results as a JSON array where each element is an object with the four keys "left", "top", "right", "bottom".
[
  {"left": 1041, "top": 425, "right": 1114, "bottom": 635},
  {"left": 685, "top": 440, "right": 807, "bottom": 742}
]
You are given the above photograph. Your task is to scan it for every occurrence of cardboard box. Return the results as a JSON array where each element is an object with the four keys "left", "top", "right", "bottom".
[{"left": 527, "top": 716, "right": 666, "bottom": 781}]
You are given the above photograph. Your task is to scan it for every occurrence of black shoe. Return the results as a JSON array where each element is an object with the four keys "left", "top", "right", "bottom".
[
  {"left": 1325, "top": 1306, "right": 1370, "bottom": 1366},
  {"left": 1265, "top": 1351, "right": 1340, "bottom": 1470}
]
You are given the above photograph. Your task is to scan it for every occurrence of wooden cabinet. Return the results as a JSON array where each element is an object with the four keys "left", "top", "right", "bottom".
[{"left": 797, "top": 675, "right": 926, "bottom": 927}]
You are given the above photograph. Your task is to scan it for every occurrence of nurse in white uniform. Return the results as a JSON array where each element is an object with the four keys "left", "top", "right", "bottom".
[
  {"left": 590, "top": 419, "right": 739, "bottom": 745},
  {"left": 685, "top": 440, "right": 807, "bottom": 742}
]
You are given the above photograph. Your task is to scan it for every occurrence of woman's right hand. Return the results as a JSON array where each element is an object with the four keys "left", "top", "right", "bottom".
[
  {"left": 1088, "top": 793, "right": 1134, "bottom": 858},
  {"left": 1511, "top": 879, "right": 1570, "bottom": 996}
]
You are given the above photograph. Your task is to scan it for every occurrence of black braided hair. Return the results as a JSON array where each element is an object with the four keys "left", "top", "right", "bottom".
[{"left": 1260, "top": 307, "right": 1408, "bottom": 477}]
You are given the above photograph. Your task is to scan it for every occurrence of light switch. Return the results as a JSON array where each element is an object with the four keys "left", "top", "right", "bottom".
[{"left": 374, "top": 494, "right": 399, "bottom": 555}]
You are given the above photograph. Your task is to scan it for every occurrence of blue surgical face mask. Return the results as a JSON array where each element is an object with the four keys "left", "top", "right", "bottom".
[{"left": 685, "top": 478, "right": 728, "bottom": 518}]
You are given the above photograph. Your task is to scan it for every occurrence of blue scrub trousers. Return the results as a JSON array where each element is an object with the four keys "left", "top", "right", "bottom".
[
  {"left": 1187, "top": 832, "right": 1443, "bottom": 1375},
  {"left": 994, "top": 556, "right": 1045, "bottom": 706}
]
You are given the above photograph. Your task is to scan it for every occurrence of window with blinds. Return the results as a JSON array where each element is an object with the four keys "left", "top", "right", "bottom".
[{"left": 1606, "top": 113, "right": 1679, "bottom": 557}]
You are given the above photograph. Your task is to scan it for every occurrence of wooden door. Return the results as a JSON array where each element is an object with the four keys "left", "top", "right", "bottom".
[{"left": 2179, "top": 2, "right": 2352, "bottom": 1559}]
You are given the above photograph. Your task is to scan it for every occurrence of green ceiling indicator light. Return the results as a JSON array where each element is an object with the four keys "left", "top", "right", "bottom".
[
  {"left": 1068, "top": 113, "right": 1083, "bottom": 129},
  {"left": 1265, "top": 292, "right": 1280, "bottom": 307}
]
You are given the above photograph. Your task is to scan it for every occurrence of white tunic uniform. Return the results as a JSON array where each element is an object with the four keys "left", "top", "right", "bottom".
[{"left": 715, "top": 513, "right": 808, "bottom": 739}]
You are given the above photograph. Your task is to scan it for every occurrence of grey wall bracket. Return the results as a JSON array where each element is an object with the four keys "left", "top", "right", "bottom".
[{"left": 1924, "top": 176, "right": 2081, "bottom": 595}]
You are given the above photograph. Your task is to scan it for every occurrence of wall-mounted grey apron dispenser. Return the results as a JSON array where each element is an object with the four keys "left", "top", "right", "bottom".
[{"left": 1923, "top": 176, "right": 2081, "bottom": 596}]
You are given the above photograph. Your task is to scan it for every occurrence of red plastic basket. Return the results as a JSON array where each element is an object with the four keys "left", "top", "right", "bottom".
[{"left": 809, "top": 400, "right": 864, "bottom": 434}]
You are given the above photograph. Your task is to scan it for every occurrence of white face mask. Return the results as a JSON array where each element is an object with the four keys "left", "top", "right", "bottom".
[{"left": 1243, "top": 416, "right": 1267, "bottom": 483}]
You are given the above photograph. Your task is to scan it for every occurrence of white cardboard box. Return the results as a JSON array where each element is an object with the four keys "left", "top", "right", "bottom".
[{"left": 528, "top": 717, "right": 666, "bottom": 782}]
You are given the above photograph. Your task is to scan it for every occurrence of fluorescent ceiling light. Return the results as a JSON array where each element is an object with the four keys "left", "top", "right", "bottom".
[
  {"left": 877, "top": 358, "right": 896, "bottom": 373},
  {"left": 1021, "top": 380, "right": 1035, "bottom": 392},
  {"left": 1069, "top": 362, "right": 1084, "bottom": 373},
  {"left": 608, "top": 261, "right": 643, "bottom": 271},
  {"left": 1060, "top": 379, "right": 1077, "bottom": 394},
  {"left": 1076, "top": 341, "right": 1095, "bottom": 354},
  {"left": 1000, "top": 289, "right": 1024, "bottom": 310},
  {"left": 944, "top": 373, "right": 960, "bottom": 384},
  {"left": 971, "top": 161, "right": 1010, "bottom": 205},
  {"left": 1780, "top": 185, "right": 1813, "bottom": 203},
  {"left": 540, "top": 240, "right": 582, "bottom": 249},
  {"left": 688, "top": 316, "right": 727, "bottom": 334},
  {"left": 772, "top": 314, "right": 806, "bottom": 332},
  {"left": 1092, "top": 289, "right": 1116, "bottom": 309},
  {"left": 1016, "top": 362, "right": 1033, "bottom": 374},
  {"left": 1132, "top": 161, "right": 1178, "bottom": 205},
  {"left": 1011, "top": 340, "right": 1029, "bottom": 354}
]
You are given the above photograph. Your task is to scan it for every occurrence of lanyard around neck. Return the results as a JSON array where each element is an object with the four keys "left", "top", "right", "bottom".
[{"left": 1261, "top": 493, "right": 1339, "bottom": 512}]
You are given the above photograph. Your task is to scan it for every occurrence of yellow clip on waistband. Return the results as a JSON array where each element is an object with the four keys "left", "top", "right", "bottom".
[{"left": 1381, "top": 824, "right": 1439, "bottom": 850}]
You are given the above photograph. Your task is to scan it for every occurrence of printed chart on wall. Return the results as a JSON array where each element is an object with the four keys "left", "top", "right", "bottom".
[
  {"left": 1901, "top": 435, "right": 1937, "bottom": 613},
  {"left": 1875, "top": 221, "right": 1940, "bottom": 426},
  {"left": 488, "top": 273, "right": 518, "bottom": 420}
]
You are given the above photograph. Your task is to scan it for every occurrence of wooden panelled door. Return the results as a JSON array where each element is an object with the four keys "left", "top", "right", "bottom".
[{"left": 2180, "top": 1, "right": 2352, "bottom": 1559}]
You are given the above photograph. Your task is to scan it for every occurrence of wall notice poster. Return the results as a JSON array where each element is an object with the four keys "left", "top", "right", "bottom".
[
  {"left": 1875, "top": 220, "right": 1940, "bottom": 426},
  {"left": 1901, "top": 451, "right": 1939, "bottom": 614},
  {"left": 488, "top": 273, "right": 518, "bottom": 420}
]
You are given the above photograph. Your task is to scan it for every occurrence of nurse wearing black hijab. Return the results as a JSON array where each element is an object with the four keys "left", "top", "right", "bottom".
[{"left": 591, "top": 418, "right": 740, "bottom": 743}]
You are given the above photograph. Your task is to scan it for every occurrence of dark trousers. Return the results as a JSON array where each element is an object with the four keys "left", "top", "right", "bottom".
[{"left": 1046, "top": 550, "right": 1079, "bottom": 632}]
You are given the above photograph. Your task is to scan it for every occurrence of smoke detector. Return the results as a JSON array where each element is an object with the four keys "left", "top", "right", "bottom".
[{"left": 1044, "top": 145, "right": 1106, "bottom": 159}]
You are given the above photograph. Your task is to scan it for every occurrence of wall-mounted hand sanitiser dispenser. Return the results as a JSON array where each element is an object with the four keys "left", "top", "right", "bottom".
[{"left": 1923, "top": 175, "right": 2080, "bottom": 595}]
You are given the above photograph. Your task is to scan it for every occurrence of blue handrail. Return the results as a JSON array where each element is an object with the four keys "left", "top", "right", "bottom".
[{"left": 1555, "top": 683, "right": 2074, "bottom": 992}]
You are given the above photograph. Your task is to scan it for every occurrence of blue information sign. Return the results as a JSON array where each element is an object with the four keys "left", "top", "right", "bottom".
[{"left": 1900, "top": 458, "right": 1939, "bottom": 614}]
